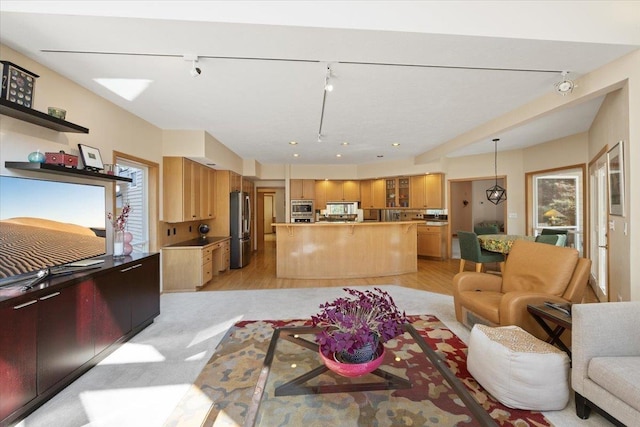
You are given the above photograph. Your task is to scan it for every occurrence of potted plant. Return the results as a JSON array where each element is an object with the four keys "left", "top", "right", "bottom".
[{"left": 311, "top": 287, "right": 408, "bottom": 364}]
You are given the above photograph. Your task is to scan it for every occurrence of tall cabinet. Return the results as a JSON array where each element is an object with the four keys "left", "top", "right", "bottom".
[
  {"left": 163, "top": 157, "right": 217, "bottom": 223},
  {"left": 360, "top": 179, "right": 386, "bottom": 208}
]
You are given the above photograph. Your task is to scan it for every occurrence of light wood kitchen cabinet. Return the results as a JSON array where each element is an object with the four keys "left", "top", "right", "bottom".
[
  {"left": 417, "top": 225, "right": 447, "bottom": 259},
  {"left": 218, "top": 239, "right": 230, "bottom": 272},
  {"left": 315, "top": 180, "right": 360, "bottom": 207},
  {"left": 230, "top": 171, "right": 242, "bottom": 192},
  {"left": 162, "top": 246, "right": 211, "bottom": 292},
  {"left": 163, "top": 157, "right": 205, "bottom": 223},
  {"left": 360, "top": 179, "right": 385, "bottom": 208},
  {"left": 200, "top": 167, "right": 216, "bottom": 220},
  {"left": 342, "top": 180, "right": 360, "bottom": 201},
  {"left": 385, "top": 177, "right": 410, "bottom": 208},
  {"left": 290, "top": 179, "right": 315, "bottom": 199},
  {"left": 410, "top": 174, "right": 443, "bottom": 209},
  {"left": 161, "top": 238, "right": 230, "bottom": 292},
  {"left": 325, "top": 180, "right": 344, "bottom": 201}
]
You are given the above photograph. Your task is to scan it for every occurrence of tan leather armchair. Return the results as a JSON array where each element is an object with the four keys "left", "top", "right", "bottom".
[{"left": 453, "top": 240, "right": 591, "bottom": 341}]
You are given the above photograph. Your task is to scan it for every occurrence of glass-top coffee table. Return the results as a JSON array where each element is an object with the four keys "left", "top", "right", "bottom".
[{"left": 244, "top": 322, "right": 497, "bottom": 426}]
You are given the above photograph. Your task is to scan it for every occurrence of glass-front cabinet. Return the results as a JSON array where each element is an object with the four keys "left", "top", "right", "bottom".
[{"left": 385, "top": 177, "right": 410, "bottom": 208}]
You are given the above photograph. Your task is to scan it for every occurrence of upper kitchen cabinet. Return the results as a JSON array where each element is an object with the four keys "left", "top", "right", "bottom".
[
  {"left": 290, "top": 179, "right": 316, "bottom": 200},
  {"left": 360, "top": 179, "right": 385, "bottom": 209},
  {"left": 385, "top": 177, "right": 410, "bottom": 208},
  {"left": 200, "top": 166, "right": 216, "bottom": 220},
  {"left": 163, "top": 157, "right": 205, "bottom": 223},
  {"left": 315, "top": 180, "right": 360, "bottom": 209},
  {"left": 410, "top": 174, "right": 443, "bottom": 209}
]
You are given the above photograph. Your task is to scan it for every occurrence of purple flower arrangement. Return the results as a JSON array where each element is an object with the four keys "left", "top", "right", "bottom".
[
  {"left": 107, "top": 203, "right": 131, "bottom": 232},
  {"left": 311, "top": 288, "right": 408, "bottom": 358}
]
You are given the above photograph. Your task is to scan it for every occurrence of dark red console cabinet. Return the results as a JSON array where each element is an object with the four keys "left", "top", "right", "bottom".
[
  {"left": 0, "top": 253, "right": 160, "bottom": 426},
  {"left": 0, "top": 297, "right": 37, "bottom": 422}
]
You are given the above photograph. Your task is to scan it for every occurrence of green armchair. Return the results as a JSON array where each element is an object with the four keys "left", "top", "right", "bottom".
[{"left": 457, "top": 230, "right": 505, "bottom": 273}]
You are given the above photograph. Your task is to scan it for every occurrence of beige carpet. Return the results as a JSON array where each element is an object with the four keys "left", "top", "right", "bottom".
[{"left": 15, "top": 286, "right": 611, "bottom": 427}]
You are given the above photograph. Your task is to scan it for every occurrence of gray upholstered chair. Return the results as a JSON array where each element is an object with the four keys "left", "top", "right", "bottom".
[
  {"left": 572, "top": 302, "right": 640, "bottom": 426},
  {"left": 457, "top": 230, "right": 504, "bottom": 273}
]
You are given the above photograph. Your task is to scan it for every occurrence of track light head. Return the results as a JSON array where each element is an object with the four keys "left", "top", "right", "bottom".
[
  {"left": 555, "top": 71, "right": 575, "bottom": 96},
  {"left": 183, "top": 54, "right": 201, "bottom": 77},
  {"left": 190, "top": 64, "right": 202, "bottom": 77}
]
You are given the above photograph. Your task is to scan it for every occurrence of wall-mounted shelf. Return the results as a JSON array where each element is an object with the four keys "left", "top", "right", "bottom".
[
  {"left": 5, "top": 162, "right": 133, "bottom": 183},
  {"left": 0, "top": 99, "right": 89, "bottom": 133}
]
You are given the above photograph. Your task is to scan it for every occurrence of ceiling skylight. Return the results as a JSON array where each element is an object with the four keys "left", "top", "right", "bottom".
[{"left": 94, "top": 78, "right": 153, "bottom": 101}]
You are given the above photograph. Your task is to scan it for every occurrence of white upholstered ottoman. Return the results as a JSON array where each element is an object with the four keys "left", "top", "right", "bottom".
[{"left": 467, "top": 324, "right": 570, "bottom": 411}]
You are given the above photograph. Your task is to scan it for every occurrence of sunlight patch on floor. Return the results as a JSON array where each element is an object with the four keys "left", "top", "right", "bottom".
[
  {"left": 213, "top": 410, "right": 242, "bottom": 427},
  {"left": 99, "top": 343, "right": 166, "bottom": 365},
  {"left": 185, "top": 350, "right": 207, "bottom": 362},
  {"left": 188, "top": 315, "right": 244, "bottom": 348},
  {"left": 80, "top": 384, "right": 192, "bottom": 426}
]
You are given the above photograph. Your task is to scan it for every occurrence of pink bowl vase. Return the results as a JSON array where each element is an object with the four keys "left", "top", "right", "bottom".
[{"left": 319, "top": 343, "right": 385, "bottom": 377}]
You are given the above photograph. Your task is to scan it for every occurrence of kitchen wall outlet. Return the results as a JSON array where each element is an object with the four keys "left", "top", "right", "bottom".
[
  {"left": 609, "top": 220, "right": 615, "bottom": 231},
  {"left": 508, "top": 213, "right": 517, "bottom": 218}
]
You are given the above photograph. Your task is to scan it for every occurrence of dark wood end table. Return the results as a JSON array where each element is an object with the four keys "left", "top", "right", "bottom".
[{"left": 527, "top": 303, "right": 572, "bottom": 358}]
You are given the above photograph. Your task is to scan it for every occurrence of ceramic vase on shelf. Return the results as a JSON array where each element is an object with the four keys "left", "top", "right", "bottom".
[{"left": 113, "top": 229, "right": 125, "bottom": 259}]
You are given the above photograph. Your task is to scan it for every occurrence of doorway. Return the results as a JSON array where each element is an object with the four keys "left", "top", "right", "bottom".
[
  {"left": 448, "top": 177, "right": 507, "bottom": 258},
  {"left": 589, "top": 149, "right": 609, "bottom": 301},
  {"left": 256, "top": 187, "right": 284, "bottom": 251}
]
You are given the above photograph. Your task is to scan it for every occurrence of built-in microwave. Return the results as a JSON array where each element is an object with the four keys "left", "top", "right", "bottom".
[{"left": 291, "top": 199, "right": 314, "bottom": 222}]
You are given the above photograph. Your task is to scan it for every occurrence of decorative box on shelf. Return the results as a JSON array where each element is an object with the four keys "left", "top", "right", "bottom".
[
  {"left": 1, "top": 61, "right": 39, "bottom": 109},
  {"left": 45, "top": 151, "right": 78, "bottom": 168}
]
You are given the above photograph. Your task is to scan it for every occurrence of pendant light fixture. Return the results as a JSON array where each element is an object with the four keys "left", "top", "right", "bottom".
[{"left": 486, "top": 138, "right": 507, "bottom": 205}]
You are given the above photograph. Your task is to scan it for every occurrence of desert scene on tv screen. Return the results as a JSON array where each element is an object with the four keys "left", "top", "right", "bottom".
[{"left": 0, "top": 176, "right": 106, "bottom": 280}]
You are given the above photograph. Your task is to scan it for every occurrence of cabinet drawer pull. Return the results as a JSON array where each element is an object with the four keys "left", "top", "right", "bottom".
[
  {"left": 14, "top": 300, "right": 38, "bottom": 309},
  {"left": 120, "top": 263, "right": 143, "bottom": 273},
  {"left": 39, "top": 292, "right": 61, "bottom": 301}
]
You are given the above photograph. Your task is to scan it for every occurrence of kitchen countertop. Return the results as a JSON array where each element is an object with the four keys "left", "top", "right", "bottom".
[{"left": 165, "top": 236, "right": 230, "bottom": 248}]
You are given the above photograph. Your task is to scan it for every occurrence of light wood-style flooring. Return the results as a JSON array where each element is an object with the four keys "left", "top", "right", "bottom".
[{"left": 202, "top": 234, "right": 598, "bottom": 302}]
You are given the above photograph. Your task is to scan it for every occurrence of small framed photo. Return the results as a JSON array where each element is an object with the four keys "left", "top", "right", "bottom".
[
  {"left": 607, "top": 140, "right": 625, "bottom": 216},
  {"left": 78, "top": 144, "right": 104, "bottom": 172}
]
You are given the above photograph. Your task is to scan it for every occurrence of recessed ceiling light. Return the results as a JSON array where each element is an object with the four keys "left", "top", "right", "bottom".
[
  {"left": 341, "top": 142, "right": 349, "bottom": 146},
  {"left": 289, "top": 141, "right": 298, "bottom": 145},
  {"left": 392, "top": 143, "right": 400, "bottom": 147},
  {"left": 336, "top": 154, "right": 342, "bottom": 158},
  {"left": 293, "top": 153, "right": 299, "bottom": 157}
]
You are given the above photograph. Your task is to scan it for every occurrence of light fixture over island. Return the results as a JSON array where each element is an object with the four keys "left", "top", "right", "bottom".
[{"left": 273, "top": 222, "right": 417, "bottom": 279}]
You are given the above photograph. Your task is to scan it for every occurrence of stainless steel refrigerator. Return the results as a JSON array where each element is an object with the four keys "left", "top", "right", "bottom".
[{"left": 230, "top": 191, "right": 251, "bottom": 268}]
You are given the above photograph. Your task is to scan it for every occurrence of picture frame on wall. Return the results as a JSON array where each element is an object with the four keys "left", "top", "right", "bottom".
[
  {"left": 78, "top": 144, "right": 104, "bottom": 172},
  {"left": 607, "top": 140, "right": 625, "bottom": 216}
]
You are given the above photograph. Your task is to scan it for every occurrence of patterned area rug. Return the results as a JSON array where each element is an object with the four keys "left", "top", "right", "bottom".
[{"left": 164, "top": 315, "right": 552, "bottom": 427}]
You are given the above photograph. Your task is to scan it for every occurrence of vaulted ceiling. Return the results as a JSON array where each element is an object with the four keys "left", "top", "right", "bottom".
[{"left": 1, "top": 2, "right": 638, "bottom": 165}]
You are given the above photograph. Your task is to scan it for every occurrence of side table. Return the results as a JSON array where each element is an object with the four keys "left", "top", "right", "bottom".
[{"left": 527, "top": 303, "right": 572, "bottom": 358}]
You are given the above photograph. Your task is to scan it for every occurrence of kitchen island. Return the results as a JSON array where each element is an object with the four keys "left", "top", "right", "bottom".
[{"left": 273, "top": 221, "right": 417, "bottom": 279}]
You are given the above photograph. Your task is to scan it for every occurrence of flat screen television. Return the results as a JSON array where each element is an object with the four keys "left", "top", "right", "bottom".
[{"left": 0, "top": 175, "right": 106, "bottom": 284}]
